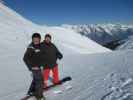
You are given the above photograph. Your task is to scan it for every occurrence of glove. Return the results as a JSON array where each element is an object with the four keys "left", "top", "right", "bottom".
[{"left": 32, "top": 67, "right": 40, "bottom": 70}]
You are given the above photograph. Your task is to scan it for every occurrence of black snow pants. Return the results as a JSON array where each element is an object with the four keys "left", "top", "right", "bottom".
[{"left": 27, "top": 69, "right": 44, "bottom": 99}]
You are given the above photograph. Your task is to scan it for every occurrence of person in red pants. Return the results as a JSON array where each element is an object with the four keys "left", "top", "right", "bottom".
[
  {"left": 41, "top": 34, "right": 63, "bottom": 88},
  {"left": 43, "top": 64, "right": 59, "bottom": 86}
]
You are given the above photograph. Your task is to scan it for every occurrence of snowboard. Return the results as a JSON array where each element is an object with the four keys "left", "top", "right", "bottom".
[
  {"left": 52, "top": 84, "right": 73, "bottom": 94},
  {"left": 43, "top": 76, "right": 72, "bottom": 91},
  {"left": 21, "top": 76, "right": 72, "bottom": 100}
]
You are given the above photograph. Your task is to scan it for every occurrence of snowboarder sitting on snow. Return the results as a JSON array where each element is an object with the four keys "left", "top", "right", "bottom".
[
  {"left": 41, "top": 34, "right": 63, "bottom": 88},
  {"left": 23, "top": 33, "right": 45, "bottom": 100}
]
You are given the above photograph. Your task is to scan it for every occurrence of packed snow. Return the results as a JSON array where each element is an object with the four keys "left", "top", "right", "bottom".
[
  {"left": 1, "top": 50, "right": 133, "bottom": 100},
  {"left": 0, "top": 2, "right": 133, "bottom": 100},
  {"left": 116, "top": 36, "right": 133, "bottom": 50}
]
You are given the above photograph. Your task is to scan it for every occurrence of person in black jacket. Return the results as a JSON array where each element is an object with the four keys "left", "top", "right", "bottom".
[
  {"left": 41, "top": 34, "right": 63, "bottom": 88},
  {"left": 23, "top": 33, "right": 45, "bottom": 100}
]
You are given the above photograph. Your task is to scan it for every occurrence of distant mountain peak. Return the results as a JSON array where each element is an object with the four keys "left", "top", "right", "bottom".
[{"left": 62, "top": 24, "right": 133, "bottom": 46}]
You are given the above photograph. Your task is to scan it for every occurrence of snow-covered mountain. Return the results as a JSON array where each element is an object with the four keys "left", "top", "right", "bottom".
[
  {"left": 0, "top": 3, "right": 43, "bottom": 51},
  {"left": 116, "top": 36, "right": 133, "bottom": 50},
  {"left": 0, "top": 3, "right": 112, "bottom": 100},
  {"left": 62, "top": 24, "right": 133, "bottom": 48},
  {"left": 0, "top": 3, "right": 110, "bottom": 54},
  {"left": 1, "top": 2, "right": 133, "bottom": 100}
]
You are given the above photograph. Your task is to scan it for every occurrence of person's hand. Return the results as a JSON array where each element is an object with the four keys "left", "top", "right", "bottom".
[{"left": 32, "top": 67, "right": 39, "bottom": 70}]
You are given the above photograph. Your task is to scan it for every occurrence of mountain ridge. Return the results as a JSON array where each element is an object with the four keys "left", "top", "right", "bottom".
[{"left": 62, "top": 24, "right": 133, "bottom": 47}]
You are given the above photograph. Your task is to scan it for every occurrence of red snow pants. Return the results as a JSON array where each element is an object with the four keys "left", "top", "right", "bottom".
[{"left": 43, "top": 64, "right": 59, "bottom": 87}]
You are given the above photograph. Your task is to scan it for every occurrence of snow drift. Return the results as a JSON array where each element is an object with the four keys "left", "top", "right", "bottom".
[{"left": 1, "top": 50, "right": 133, "bottom": 100}]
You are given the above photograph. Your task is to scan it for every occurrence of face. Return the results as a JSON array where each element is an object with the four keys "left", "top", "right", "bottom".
[
  {"left": 33, "top": 38, "right": 40, "bottom": 45},
  {"left": 45, "top": 37, "right": 51, "bottom": 43}
]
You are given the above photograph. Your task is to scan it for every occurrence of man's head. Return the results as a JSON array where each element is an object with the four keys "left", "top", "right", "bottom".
[
  {"left": 32, "top": 33, "right": 41, "bottom": 45},
  {"left": 45, "top": 34, "right": 52, "bottom": 44}
]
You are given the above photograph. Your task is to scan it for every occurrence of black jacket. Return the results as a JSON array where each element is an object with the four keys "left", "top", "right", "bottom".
[
  {"left": 41, "top": 41, "right": 63, "bottom": 69},
  {"left": 23, "top": 43, "right": 43, "bottom": 71}
]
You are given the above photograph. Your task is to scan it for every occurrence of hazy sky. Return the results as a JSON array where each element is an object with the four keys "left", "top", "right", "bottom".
[{"left": 4, "top": 0, "right": 133, "bottom": 25}]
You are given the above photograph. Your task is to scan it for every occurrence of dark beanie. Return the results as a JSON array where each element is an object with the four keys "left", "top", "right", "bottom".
[
  {"left": 45, "top": 34, "right": 52, "bottom": 39},
  {"left": 32, "top": 33, "right": 41, "bottom": 39}
]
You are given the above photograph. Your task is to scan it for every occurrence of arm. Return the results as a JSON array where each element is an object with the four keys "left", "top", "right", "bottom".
[
  {"left": 23, "top": 48, "right": 33, "bottom": 71},
  {"left": 55, "top": 46, "right": 63, "bottom": 60}
]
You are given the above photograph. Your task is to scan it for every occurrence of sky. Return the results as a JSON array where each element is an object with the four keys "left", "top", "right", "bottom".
[{"left": 3, "top": 0, "right": 133, "bottom": 26}]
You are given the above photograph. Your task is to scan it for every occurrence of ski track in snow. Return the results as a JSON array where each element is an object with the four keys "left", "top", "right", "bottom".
[{"left": 1, "top": 50, "right": 133, "bottom": 100}]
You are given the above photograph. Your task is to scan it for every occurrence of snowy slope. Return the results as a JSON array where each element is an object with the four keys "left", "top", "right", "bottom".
[
  {"left": 116, "top": 36, "right": 133, "bottom": 50},
  {"left": 42, "top": 26, "right": 110, "bottom": 54},
  {"left": 0, "top": 3, "right": 110, "bottom": 54},
  {"left": 0, "top": 3, "right": 42, "bottom": 52},
  {"left": 0, "top": 2, "right": 133, "bottom": 100},
  {"left": 45, "top": 50, "right": 133, "bottom": 100},
  {"left": 1, "top": 50, "right": 133, "bottom": 100},
  {"left": 0, "top": 2, "right": 112, "bottom": 100},
  {"left": 55, "top": 50, "right": 133, "bottom": 100},
  {"left": 62, "top": 24, "right": 133, "bottom": 45}
]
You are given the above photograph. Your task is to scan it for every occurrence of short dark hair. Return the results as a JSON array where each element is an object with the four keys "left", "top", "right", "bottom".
[
  {"left": 45, "top": 34, "right": 51, "bottom": 39},
  {"left": 32, "top": 33, "right": 41, "bottom": 39}
]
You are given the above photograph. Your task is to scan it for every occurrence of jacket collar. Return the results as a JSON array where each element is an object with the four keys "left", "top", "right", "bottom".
[{"left": 31, "top": 42, "right": 41, "bottom": 48}]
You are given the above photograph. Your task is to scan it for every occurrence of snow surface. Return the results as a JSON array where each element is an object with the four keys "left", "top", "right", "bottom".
[
  {"left": 116, "top": 36, "right": 133, "bottom": 50},
  {"left": 0, "top": 3, "right": 112, "bottom": 100},
  {"left": 1, "top": 3, "right": 133, "bottom": 100},
  {"left": 1, "top": 50, "right": 133, "bottom": 100}
]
